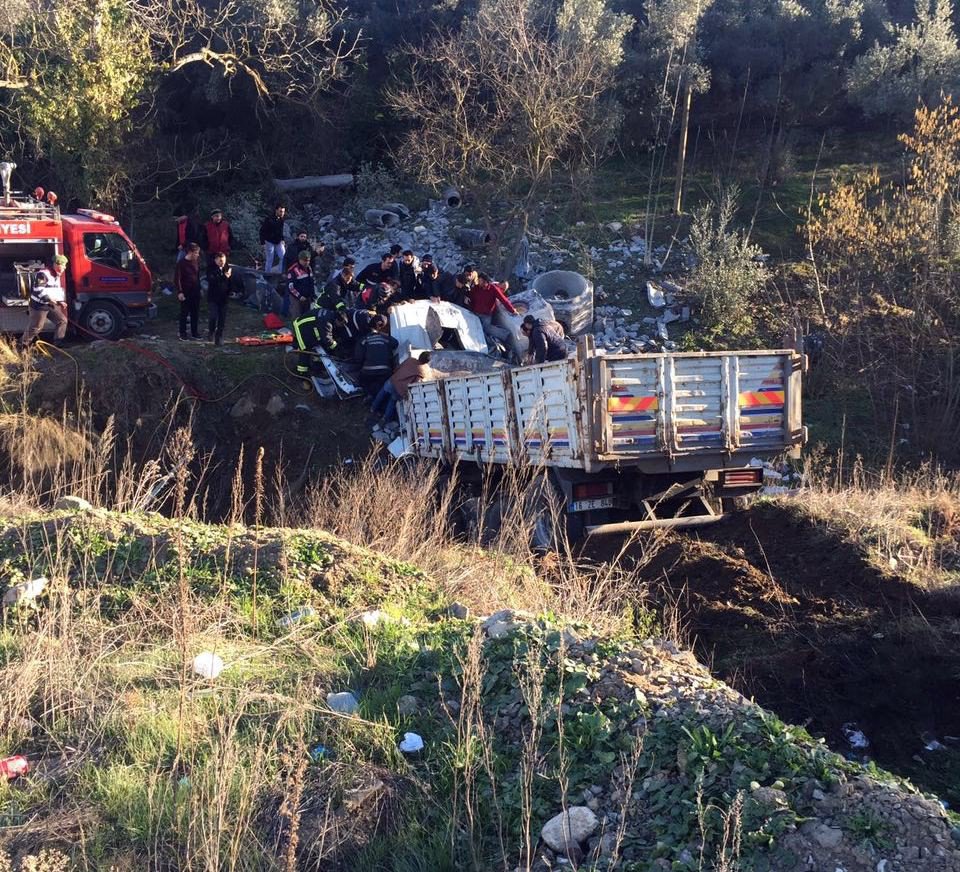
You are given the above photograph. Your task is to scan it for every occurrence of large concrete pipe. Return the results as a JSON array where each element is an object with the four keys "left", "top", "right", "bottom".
[
  {"left": 365, "top": 209, "right": 401, "bottom": 229},
  {"left": 443, "top": 187, "right": 462, "bottom": 208}
]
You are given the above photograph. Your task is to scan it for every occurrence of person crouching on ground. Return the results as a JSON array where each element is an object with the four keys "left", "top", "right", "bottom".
[
  {"left": 22, "top": 254, "right": 69, "bottom": 347},
  {"left": 206, "top": 251, "right": 232, "bottom": 346},
  {"left": 354, "top": 314, "right": 398, "bottom": 397},
  {"left": 370, "top": 351, "right": 433, "bottom": 430},
  {"left": 176, "top": 243, "right": 203, "bottom": 340},
  {"left": 521, "top": 314, "right": 567, "bottom": 363}
]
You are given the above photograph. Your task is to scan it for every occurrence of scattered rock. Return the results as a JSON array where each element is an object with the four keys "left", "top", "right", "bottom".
[
  {"left": 811, "top": 823, "right": 844, "bottom": 850},
  {"left": 326, "top": 691, "right": 359, "bottom": 715},
  {"left": 343, "top": 778, "right": 385, "bottom": 811},
  {"left": 541, "top": 807, "right": 599, "bottom": 852},
  {"left": 265, "top": 394, "right": 285, "bottom": 417},
  {"left": 482, "top": 609, "right": 515, "bottom": 630},
  {"left": 486, "top": 620, "right": 518, "bottom": 639},
  {"left": 447, "top": 601, "right": 470, "bottom": 620},
  {"left": 54, "top": 495, "right": 92, "bottom": 511},
  {"left": 230, "top": 396, "right": 256, "bottom": 418},
  {"left": 397, "top": 695, "right": 420, "bottom": 717}
]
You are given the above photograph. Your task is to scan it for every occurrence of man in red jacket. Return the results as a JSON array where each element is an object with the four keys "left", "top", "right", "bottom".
[
  {"left": 467, "top": 272, "right": 516, "bottom": 346},
  {"left": 201, "top": 209, "right": 236, "bottom": 265}
]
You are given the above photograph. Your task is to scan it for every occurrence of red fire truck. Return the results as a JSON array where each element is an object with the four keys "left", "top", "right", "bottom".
[{"left": 0, "top": 162, "right": 154, "bottom": 340}]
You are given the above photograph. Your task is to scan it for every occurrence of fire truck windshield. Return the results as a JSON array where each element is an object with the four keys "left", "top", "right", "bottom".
[{"left": 83, "top": 232, "right": 134, "bottom": 272}]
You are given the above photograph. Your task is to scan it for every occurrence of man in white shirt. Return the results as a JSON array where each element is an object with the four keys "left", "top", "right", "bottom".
[{"left": 22, "top": 254, "right": 69, "bottom": 346}]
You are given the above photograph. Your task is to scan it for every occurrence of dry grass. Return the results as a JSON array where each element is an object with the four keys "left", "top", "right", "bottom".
[{"left": 795, "top": 453, "right": 960, "bottom": 588}]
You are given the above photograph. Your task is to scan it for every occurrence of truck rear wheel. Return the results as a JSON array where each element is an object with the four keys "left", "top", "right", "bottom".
[{"left": 81, "top": 301, "right": 125, "bottom": 341}]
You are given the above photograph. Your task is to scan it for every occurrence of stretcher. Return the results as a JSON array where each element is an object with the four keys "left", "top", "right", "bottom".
[{"left": 235, "top": 331, "right": 293, "bottom": 347}]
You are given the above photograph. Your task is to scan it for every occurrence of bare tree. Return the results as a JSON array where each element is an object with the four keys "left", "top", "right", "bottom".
[{"left": 389, "top": 0, "right": 632, "bottom": 271}]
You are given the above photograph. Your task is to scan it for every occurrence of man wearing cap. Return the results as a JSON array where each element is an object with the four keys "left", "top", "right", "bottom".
[
  {"left": 284, "top": 249, "right": 316, "bottom": 317},
  {"left": 201, "top": 209, "right": 236, "bottom": 264},
  {"left": 22, "top": 254, "right": 69, "bottom": 346}
]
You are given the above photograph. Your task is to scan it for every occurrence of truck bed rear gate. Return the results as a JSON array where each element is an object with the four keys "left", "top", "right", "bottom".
[{"left": 511, "top": 359, "right": 582, "bottom": 466}]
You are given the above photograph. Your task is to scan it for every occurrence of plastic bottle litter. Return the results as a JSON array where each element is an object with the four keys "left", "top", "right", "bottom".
[
  {"left": 2, "top": 576, "right": 48, "bottom": 606},
  {"left": 192, "top": 651, "right": 225, "bottom": 680},
  {"left": 399, "top": 732, "right": 424, "bottom": 754},
  {"left": 310, "top": 744, "right": 330, "bottom": 761},
  {"left": 279, "top": 606, "right": 317, "bottom": 628},
  {"left": 0, "top": 755, "right": 29, "bottom": 780}
]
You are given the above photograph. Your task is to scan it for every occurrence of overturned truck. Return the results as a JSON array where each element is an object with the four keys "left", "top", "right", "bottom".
[{"left": 399, "top": 337, "right": 805, "bottom": 540}]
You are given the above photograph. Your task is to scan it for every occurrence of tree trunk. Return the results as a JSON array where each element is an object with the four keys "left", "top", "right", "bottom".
[{"left": 673, "top": 76, "right": 693, "bottom": 215}]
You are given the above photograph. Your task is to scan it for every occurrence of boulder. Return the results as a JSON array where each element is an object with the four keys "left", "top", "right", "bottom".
[
  {"left": 541, "top": 807, "right": 599, "bottom": 852},
  {"left": 55, "top": 495, "right": 92, "bottom": 511}
]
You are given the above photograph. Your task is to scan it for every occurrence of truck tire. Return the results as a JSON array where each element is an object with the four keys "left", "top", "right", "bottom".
[{"left": 81, "top": 301, "right": 125, "bottom": 341}]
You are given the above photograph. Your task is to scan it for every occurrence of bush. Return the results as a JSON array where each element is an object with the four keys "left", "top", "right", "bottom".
[{"left": 687, "top": 187, "right": 769, "bottom": 343}]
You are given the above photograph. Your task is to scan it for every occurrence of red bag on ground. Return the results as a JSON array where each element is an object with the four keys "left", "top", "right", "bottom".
[{"left": 263, "top": 313, "right": 285, "bottom": 330}]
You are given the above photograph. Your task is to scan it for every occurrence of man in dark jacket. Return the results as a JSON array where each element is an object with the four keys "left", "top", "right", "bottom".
[
  {"left": 435, "top": 270, "right": 469, "bottom": 306},
  {"left": 283, "top": 229, "right": 323, "bottom": 272},
  {"left": 201, "top": 209, "right": 236, "bottom": 265},
  {"left": 206, "top": 251, "right": 232, "bottom": 345},
  {"left": 259, "top": 204, "right": 286, "bottom": 274},
  {"left": 521, "top": 315, "right": 567, "bottom": 363},
  {"left": 319, "top": 259, "right": 360, "bottom": 309},
  {"left": 284, "top": 250, "right": 316, "bottom": 317},
  {"left": 398, "top": 250, "right": 419, "bottom": 299},
  {"left": 356, "top": 253, "right": 395, "bottom": 288},
  {"left": 175, "top": 243, "right": 203, "bottom": 340},
  {"left": 353, "top": 314, "right": 399, "bottom": 397}
]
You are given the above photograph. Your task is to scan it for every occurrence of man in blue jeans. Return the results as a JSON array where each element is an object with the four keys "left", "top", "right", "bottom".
[{"left": 371, "top": 351, "right": 433, "bottom": 428}]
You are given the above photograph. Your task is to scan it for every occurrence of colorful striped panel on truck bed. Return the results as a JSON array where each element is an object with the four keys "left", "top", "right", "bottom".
[
  {"left": 524, "top": 427, "right": 570, "bottom": 448},
  {"left": 607, "top": 393, "right": 658, "bottom": 447},
  {"left": 738, "top": 366, "right": 785, "bottom": 442}
]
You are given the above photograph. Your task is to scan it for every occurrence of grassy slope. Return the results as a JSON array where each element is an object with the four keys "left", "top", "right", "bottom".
[{"left": 0, "top": 506, "right": 955, "bottom": 871}]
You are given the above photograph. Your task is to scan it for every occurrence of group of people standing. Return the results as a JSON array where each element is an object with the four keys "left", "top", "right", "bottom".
[{"left": 171, "top": 202, "right": 567, "bottom": 433}]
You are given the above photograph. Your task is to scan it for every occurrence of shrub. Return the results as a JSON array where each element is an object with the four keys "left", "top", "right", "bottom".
[{"left": 687, "top": 187, "right": 769, "bottom": 343}]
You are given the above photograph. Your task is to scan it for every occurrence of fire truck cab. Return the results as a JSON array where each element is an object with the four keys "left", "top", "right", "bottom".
[{"left": 0, "top": 162, "right": 154, "bottom": 341}]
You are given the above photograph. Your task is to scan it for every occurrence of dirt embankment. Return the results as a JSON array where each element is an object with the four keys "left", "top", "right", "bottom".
[
  {"left": 599, "top": 501, "right": 960, "bottom": 806},
  {"left": 22, "top": 339, "right": 372, "bottom": 518}
]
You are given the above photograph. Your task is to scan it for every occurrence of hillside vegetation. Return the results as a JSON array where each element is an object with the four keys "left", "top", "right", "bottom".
[{"left": 0, "top": 497, "right": 958, "bottom": 872}]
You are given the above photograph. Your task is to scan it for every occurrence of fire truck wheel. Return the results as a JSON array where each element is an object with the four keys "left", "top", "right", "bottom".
[{"left": 81, "top": 301, "right": 125, "bottom": 341}]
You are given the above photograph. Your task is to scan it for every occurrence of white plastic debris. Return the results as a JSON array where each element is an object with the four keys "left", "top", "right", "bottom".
[
  {"left": 326, "top": 691, "right": 360, "bottom": 714},
  {"left": 360, "top": 610, "right": 385, "bottom": 627},
  {"left": 399, "top": 732, "right": 424, "bottom": 753},
  {"left": 842, "top": 723, "right": 870, "bottom": 750},
  {"left": 192, "top": 652, "right": 225, "bottom": 679},
  {"left": 2, "top": 576, "right": 48, "bottom": 606}
]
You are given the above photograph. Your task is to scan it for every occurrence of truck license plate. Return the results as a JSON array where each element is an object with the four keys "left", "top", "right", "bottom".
[{"left": 568, "top": 497, "right": 616, "bottom": 513}]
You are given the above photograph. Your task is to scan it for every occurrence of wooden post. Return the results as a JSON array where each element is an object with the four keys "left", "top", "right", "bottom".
[{"left": 673, "top": 75, "right": 693, "bottom": 215}]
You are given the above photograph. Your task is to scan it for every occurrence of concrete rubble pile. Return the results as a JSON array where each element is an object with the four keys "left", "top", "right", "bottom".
[{"left": 299, "top": 198, "right": 695, "bottom": 356}]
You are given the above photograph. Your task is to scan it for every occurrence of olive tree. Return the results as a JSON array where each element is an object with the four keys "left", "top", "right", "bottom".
[{"left": 388, "top": 0, "right": 633, "bottom": 270}]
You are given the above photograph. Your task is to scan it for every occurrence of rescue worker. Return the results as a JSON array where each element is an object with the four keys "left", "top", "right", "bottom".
[
  {"left": 284, "top": 249, "right": 316, "bottom": 317},
  {"left": 356, "top": 253, "right": 395, "bottom": 288},
  {"left": 320, "top": 259, "right": 360, "bottom": 310},
  {"left": 359, "top": 279, "right": 399, "bottom": 313},
  {"left": 353, "top": 314, "right": 398, "bottom": 397},
  {"left": 521, "top": 315, "right": 567, "bottom": 363},
  {"left": 388, "top": 244, "right": 403, "bottom": 280},
  {"left": 206, "top": 251, "right": 232, "bottom": 346},
  {"left": 334, "top": 306, "right": 376, "bottom": 358},
  {"left": 201, "top": 209, "right": 236, "bottom": 264},
  {"left": 175, "top": 243, "right": 203, "bottom": 341},
  {"left": 22, "top": 255, "right": 69, "bottom": 346},
  {"left": 467, "top": 272, "right": 516, "bottom": 345},
  {"left": 436, "top": 269, "right": 469, "bottom": 307},
  {"left": 291, "top": 306, "right": 347, "bottom": 383},
  {"left": 259, "top": 204, "right": 286, "bottom": 274}
]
